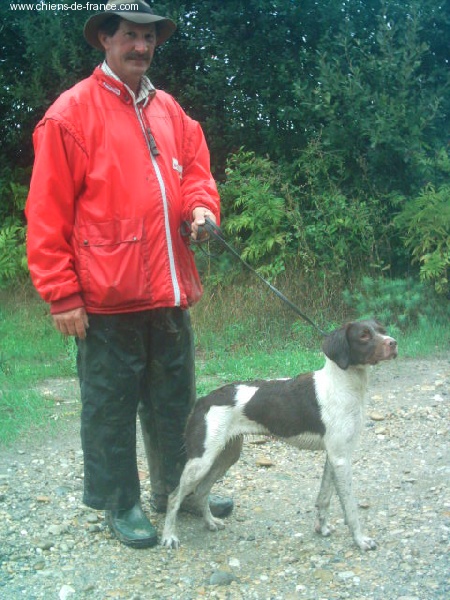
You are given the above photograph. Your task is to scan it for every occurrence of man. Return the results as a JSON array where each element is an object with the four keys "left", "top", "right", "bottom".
[{"left": 26, "top": 0, "right": 232, "bottom": 549}]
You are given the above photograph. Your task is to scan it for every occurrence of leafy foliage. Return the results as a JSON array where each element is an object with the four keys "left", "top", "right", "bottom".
[
  {"left": 218, "top": 144, "right": 387, "bottom": 282},
  {"left": 343, "top": 276, "right": 450, "bottom": 331},
  {"left": 290, "top": 138, "right": 387, "bottom": 276},
  {"left": 0, "top": 6, "right": 97, "bottom": 170},
  {"left": 0, "top": 224, "right": 27, "bottom": 286},
  {"left": 218, "top": 149, "right": 308, "bottom": 278},
  {"left": 0, "top": 0, "right": 448, "bottom": 290},
  {"left": 394, "top": 182, "right": 450, "bottom": 294},
  {"left": 0, "top": 167, "right": 29, "bottom": 286},
  {"left": 297, "top": 1, "right": 443, "bottom": 195}
]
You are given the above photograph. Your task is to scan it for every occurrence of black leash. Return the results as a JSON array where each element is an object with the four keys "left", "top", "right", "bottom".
[{"left": 185, "top": 218, "right": 328, "bottom": 337}]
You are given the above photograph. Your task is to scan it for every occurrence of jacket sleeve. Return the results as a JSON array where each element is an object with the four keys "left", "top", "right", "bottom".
[
  {"left": 25, "top": 117, "right": 87, "bottom": 312},
  {"left": 180, "top": 114, "right": 220, "bottom": 224}
]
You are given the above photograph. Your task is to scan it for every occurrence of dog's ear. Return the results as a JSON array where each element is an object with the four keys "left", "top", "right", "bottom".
[{"left": 322, "top": 326, "right": 350, "bottom": 369}]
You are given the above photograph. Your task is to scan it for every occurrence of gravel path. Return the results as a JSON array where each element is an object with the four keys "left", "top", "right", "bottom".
[{"left": 0, "top": 355, "right": 449, "bottom": 600}]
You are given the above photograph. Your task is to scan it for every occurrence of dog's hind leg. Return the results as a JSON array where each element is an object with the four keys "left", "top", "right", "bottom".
[
  {"left": 315, "top": 456, "right": 335, "bottom": 537},
  {"left": 162, "top": 456, "right": 215, "bottom": 549},
  {"left": 190, "top": 437, "right": 243, "bottom": 531}
]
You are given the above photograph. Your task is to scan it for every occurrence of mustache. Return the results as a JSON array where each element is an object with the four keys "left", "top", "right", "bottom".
[{"left": 125, "top": 53, "right": 151, "bottom": 61}]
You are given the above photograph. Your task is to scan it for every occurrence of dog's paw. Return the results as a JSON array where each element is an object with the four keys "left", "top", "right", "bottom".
[
  {"left": 205, "top": 516, "right": 225, "bottom": 532},
  {"left": 314, "top": 519, "right": 335, "bottom": 537},
  {"left": 355, "top": 535, "right": 377, "bottom": 551},
  {"left": 161, "top": 534, "right": 181, "bottom": 550}
]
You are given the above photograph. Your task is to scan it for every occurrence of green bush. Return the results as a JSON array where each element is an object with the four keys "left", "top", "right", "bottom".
[
  {"left": 0, "top": 223, "right": 27, "bottom": 286},
  {"left": 290, "top": 137, "right": 388, "bottom": 276},
  {"left": 217, "top": 148, "right": 311, "bottom": 279},
  {"left": 0, "top": 167, "right": 29, "bottom": 287},
  {"left": 217, "top": 145, "right": 385, "bottom": 284},
  {"left": 394, "top": 180, "right": 450, "bottom": 294},
  {"left": 343, "top": 276, "right": 450, "bottom": 331}
]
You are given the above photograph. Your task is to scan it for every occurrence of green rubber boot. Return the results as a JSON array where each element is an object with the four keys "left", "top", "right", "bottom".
[{"left": 105, "top": 504, "right": 157, "bottom": 549}]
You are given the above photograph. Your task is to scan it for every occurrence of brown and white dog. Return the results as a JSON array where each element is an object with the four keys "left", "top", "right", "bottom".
[{"left": 162, "top": 319, "right": 398, "bottom": 551}]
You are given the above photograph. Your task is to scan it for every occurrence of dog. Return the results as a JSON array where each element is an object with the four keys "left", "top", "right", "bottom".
[{"left": 162, "top": 319, "right": 398, "bottom": 551}]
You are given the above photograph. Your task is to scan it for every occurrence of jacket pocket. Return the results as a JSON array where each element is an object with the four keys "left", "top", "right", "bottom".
[{"left": 76, "top": 218, "right": 151, "bottom": 309}]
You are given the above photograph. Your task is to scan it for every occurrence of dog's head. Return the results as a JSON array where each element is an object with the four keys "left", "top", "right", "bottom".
[{"left": 322, "top": 319, "right": 398, "bottom": 370}]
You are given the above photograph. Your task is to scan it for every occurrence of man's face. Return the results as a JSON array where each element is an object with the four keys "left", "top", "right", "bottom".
[{"left": 99, "top": 20, "right": 157, "bottom": 89}]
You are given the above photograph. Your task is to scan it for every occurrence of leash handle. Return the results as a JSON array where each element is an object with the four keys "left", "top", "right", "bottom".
[
  {"left": 201, "top": 218, "right": 328, "bottom": 337},
  {"left": 180, "top": 219, "right": 212, "bottom": 244}
]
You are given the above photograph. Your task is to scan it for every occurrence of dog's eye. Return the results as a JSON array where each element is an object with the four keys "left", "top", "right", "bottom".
[{"left": 360, "top": 329, "right": 371, "bottom": 341}]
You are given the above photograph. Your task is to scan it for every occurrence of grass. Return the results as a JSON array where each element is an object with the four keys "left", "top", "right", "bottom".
[
  {"left": 1, "top": 280, "right": 448, "bottom": 447},
  {"left": 0, "top": 285, "right": 77, "bottom": 445},
  {"left": 192, "top": 280, "right": 450, "bottom": 396}
]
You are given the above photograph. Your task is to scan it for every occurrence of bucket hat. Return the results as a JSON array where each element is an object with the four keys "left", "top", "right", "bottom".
[{"left": 83, "top": 0, "right": 177, "bottom": 50}]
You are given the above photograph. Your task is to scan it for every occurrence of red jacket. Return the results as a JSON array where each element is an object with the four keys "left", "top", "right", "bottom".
[{"left": 26, "top": 67, "right": 220, "bottom": 315}]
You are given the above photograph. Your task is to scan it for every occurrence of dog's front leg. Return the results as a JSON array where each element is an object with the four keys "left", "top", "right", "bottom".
[
  {"left": 162, "top": 486, "right": 183, "bottom": 549},
  {"left": 329, "top": 457, "right": 377, "bottom": 551},
  {"left": 315, "top": 456, "right": 335, "bottom": 537},
  {"left": 162, "top": 457, "right": 213, "bottom": 549}
]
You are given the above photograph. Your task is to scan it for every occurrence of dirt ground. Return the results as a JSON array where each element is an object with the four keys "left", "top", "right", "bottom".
[{"left": 0, "top": 354, "right": 449, "bottom": 599}]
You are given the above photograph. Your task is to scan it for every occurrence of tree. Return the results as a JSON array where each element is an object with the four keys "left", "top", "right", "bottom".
[
  {"left": 0, "top": 0, "right": 448, "bottom": 284},
  {"left": 0, "top": 5, "right": 98, "bottom": 171}
]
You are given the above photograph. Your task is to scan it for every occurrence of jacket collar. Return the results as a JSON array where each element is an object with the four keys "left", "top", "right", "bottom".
[{"left": 98, "top": 61, "right": 156, "bottom": 106}]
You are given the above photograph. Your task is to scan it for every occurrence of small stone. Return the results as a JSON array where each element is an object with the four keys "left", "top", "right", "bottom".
[
  {"left": 47, "top": 524, "right": 63, "bottom": 536},
  {"left": 338, "top": 570, "right": 355, "bottom": 580},
  {"left": 85, "top": 513, "right": 99, "bottom": 523},
  {"left": 370, "top": 412, "right": 385, "bottom": 421},
  {"left": 59, "top": 585, "right": 76, "bottom": 600},
  {"left": 256, "top": 457, "right": 274, "bottom": 467},
  {"left": 36, "top": 495, "right": 51, "bottom": 503},
  {"left": 35, "top": 539, "right": 54, "bottom": 550},
  {"left": 105, "top": 589, "right": 128, "bottom": 597},
  {"left": 209, "top": 570, "right": 238, "bottom": 586},
  {"left": 314, "top": 569, "right": 333, "bottom": 583}
]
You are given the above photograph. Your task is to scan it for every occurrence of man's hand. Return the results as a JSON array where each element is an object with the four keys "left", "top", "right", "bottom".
[
  {"left": 52, "top": 307, "right": 89, "bottom": 340},
  {"left": 191, "top": 207, "right": 217, "bottom": 241}
]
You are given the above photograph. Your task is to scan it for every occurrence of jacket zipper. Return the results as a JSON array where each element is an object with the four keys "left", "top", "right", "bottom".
[{"left": 134, "top": 104, "right": 181, "bottom": 307}]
